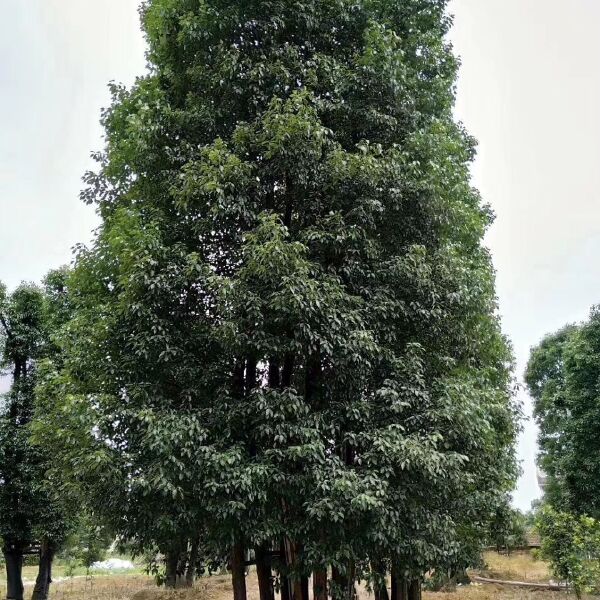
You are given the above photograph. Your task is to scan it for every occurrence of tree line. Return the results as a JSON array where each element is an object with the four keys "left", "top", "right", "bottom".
[{"left": 0, "top": 1, "right": 520, "bottom": 599}]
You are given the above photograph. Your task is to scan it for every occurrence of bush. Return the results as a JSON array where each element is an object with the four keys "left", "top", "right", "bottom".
[
  {"left": 58, "top": 514, "right": 113, "bottom": 572},
  {"left": 488, "top": 500, "right": 528, "bottom": 554},
  {"left": 536, "top": 506, "right": 600, "bottom": 598}
]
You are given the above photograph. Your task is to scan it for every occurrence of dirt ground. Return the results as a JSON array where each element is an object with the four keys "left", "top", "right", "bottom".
[{"left": 39, "top": 551, "right": 582, "bottom": 600}]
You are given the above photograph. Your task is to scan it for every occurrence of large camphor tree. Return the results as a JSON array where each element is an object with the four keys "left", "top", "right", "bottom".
[{"left": 36, "top": 1, "right": 519, "bottom": 599}]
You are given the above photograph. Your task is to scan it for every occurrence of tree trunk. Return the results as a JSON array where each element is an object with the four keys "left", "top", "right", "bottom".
[
  {"left": 291, "top": 575, "right": 305, "bottom": 600},
  {"left": 391, "top": 565, "right": 408, "bottom": 600},
  {"left": 185, "top": 537, "right": 199, "bottom": 587},
  {"left": 408, "top": 580, "right": 421, "bottom": 600},
  {"left": 281, "top": 354, "right": 295, "bottom": 388},
  {"left": 313, "top": 569, "right": 328, "bottom": 600},
  {"left": 268, "top": 359, "right": 280, "bottom": 388},
  {"left": 332, "top": 563, "right": 356, "bottom": 600},
  {"left": 245, "top": 357, "right": 257, "bottom": 394},
  {"left": 165, "top": 549, "right": 179, "bottom": 589},
  {"left": 256, "top": 544, "right": 274, "bottom": 600},
  {"left": 290, "top": 544, "right": 307, "bottom": 600},
  {"left": 3, "top": 544, "right": 24, "bottom": 600},
  {"left": 231, "top": 539, "right": 247, "bottom": 600},
  {"left": 331, "top": 566, "right": 343, "bottom": 600},
  {"left": 280, "top": 538, "right": 306, "bottom": 600},
  {"left": 31, "top": 539, "right": 55, "bottom": 600},
  {"left": 300, "top": 575, "right": 309, "bottom": 600},
  {"left": 372, "top": 561, "right": 389, "bottom": 600},
  {"left": 279, "top": 539, "right": 291, "bottom": 600}
]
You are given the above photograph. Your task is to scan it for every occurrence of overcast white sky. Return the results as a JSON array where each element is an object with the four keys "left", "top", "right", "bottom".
[{"left": 2, "top": 1, "right": 600, "bottom": 510}]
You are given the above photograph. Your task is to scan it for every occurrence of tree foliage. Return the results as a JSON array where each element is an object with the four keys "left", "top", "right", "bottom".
[
  {"left": 487, "top": 497, "right": 527, "bottom": 554},
  {"left": 526, "top": 309, "right": 600, "bottom": 517},
  {"left": 32, "top": 0, "right": 519, "bottom": 597},
  {"left": 536, "top": 506, "right": 600, "bottom": 598},
  {"left": 526, "top": 309, "right": 600, "bottom": 599},
  {"left": 0, "top": 270, "right": 75, "bottom": 600}
]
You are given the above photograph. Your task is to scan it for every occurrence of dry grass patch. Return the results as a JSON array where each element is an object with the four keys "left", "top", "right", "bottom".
[
  {"left": 423, "top": 584, "right": 576, "bottom": 600},
  {"left": 477, "top": 550, "right": 551, "bottom": 583},
  {"left": 48, "top": 574, "right": 154, "bottom": 600}
]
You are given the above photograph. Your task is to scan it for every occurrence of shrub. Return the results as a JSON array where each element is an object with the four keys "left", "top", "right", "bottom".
[{"left": 536, "top": 506, "right": 600, "bottom": 598}]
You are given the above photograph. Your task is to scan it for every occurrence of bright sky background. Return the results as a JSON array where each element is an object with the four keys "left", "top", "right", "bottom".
[
  {"left": 2, "top": 1, "right": 600, "bottom": 510},
  {"left": 449, "top": 0, "right": 600, "bottom": 510}
]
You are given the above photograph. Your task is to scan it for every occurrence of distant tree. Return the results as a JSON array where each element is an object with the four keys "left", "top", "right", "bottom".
[
  {"left": 35, "top": 2, "right": 519, "bottom": 600},
  {"left": 523, "top": 499, "right": 542, "bottom": 529},
  {"left": 0, "top": 271, "right": 74, "bottom": 600},
  {"left": 487, "top": 497, "right": 527, "bottom": 554},
  {"left": 526, "top": 309, "right": 600, "bottom": 518},
  {"left": 525, "top": 325, "right": 578, "bottom": 511}
]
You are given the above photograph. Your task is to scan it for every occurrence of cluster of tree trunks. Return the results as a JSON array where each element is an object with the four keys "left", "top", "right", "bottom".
[
  {"left": 225, "top": 358, "right": 423, "bottom": 600},
  {"left": 3, "top": 539, "right": 55, "bottom": 600},
  {"left": 164, "top": 538, "right": 201, "bottom": 589},
  {"left": 391, "top": 573, "right": 422, "bottom": 600},
  {"left": 228, "top": 541, "right": 421, "bottom": 600}
]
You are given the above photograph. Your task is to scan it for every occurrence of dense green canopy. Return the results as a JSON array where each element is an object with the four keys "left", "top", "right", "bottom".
[{"left": 34, "top": 1, "right": 519, "bottom": 597}]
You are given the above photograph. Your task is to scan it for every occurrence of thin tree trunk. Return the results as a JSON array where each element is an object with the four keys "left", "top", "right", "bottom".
[
  {"left": 313, "top": 569, "right": 328, "bottom": 600},
  {"left": 185, "top": 537, "right": 199, "bottom": 587},
  {"left": 256, "top": 544, "right": 274, "bottom": 600},
  {"left": 231, "top": 539, "right": 247, "bottom": 600},
  {"left": 332, "top": 566, "right": 351, "bottom": 600},
  {"left": 292, "top": 542, "right": 308, "bottom": 600},
  {"left": 348, "top": 561, "right": 357, "bottom": 600},
  {"left": 279, "top": 539, "right": 291, "bottom": 600},
  {"left": 281, "top": 354, "right": 295, "bottom": 388},
  {"left": 4, "top": 544, "right": 24, "bottom": 600},
  {"left": 372, "top": 561, "right": 389, "bottom": 600},
  {"left": 245, "top": 357, "right": 257, "bottom": 394},
  {"left": 31, "top": 539, "right": 55, "bottom": 600},
  {"left": 268, "top": 359, "right": 280, "bottom": 389},
  {"left": 282, "top": 538, "right": 306, "bottom": 600}
]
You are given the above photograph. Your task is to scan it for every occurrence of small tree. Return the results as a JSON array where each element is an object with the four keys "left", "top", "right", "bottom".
[
  {"left": 488, "top": 498, "right": 527, "bottom": 554},
  {"left": 58, "top": 513, "right": 113, "bottom": 575},
  {"left": 537, "top": 506, "right": 600, "bottom": 598}
]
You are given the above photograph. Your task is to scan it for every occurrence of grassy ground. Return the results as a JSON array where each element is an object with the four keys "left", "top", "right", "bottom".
[
  {"left": 0, "top": 563, "right": 145, "bottom": 585},
  {"left": 0, "top": 550, "right": 582, "bottom": 600},
  {"left": 48, "top": 575, "right": 154, "bottom": 600},
  {"left": 477, "top": 550, "right": 551, "bottom": 583}
]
